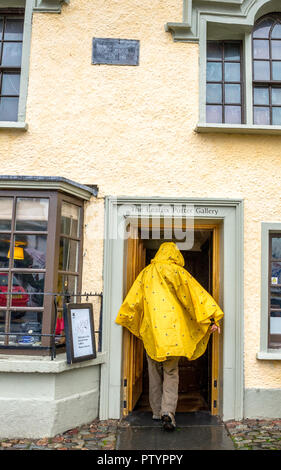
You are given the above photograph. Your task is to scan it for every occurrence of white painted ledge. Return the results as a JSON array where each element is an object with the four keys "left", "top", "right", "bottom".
[
  {"left": 0, "top": 352, "right": 107, "bottom": 373},
  {"left": 257, "top": 351, "right": 281, "bottom": 361},
  {"left": 195, "top": 123, "right": 281, "bottom": 135},
  {"left": 0, "top": 122, "right": 28, "bottom": 131}
]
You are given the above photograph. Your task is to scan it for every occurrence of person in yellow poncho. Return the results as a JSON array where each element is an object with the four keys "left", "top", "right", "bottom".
[{"left": 115, "top": 241, "right": 224, "bottom": 431}]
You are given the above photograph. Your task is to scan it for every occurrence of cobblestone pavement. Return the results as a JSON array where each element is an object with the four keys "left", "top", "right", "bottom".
[
  {"left": 2, "top": 417, "right": 281, "bottom": 450},
  {"left": 225, "top": 419, "right": 281, "bottom": 450},
  {"left": 0, "top": 419, "right": 119, "bottom": 450}
]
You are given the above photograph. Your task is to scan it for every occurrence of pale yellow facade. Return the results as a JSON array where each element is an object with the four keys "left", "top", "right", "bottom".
[{"left": 1, "top": 0, "right": 281, "bottom": 435}]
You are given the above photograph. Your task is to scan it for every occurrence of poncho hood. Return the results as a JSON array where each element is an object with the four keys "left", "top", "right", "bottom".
[
  {"left": 151, "top": 242, "right": 185, "bottom": 267},
  {"left": 116, "top": 242, "right": 224, "bottom": 362}
]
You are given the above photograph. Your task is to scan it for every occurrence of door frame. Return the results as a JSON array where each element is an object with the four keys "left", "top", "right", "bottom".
[{"left": 100, "top": 196, "right": 244, "bottom": 422}]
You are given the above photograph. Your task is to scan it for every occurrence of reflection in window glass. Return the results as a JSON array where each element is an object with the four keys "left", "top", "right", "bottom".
[
  {"left": 0, "top": 97, "right": 18, "bottom": 121},
  {"left": 4, "top": 19, "right": 24, "bottom": 41},
  {"left": 253, "top": 106, "right": 270, "bottom": 125},
  {"left": 10, "top": 311, "right": 42, "bottom": 346},
  {"left": 12, "top": 273, "right": 45, "bottom": 307},
  {"left": 253, "top": 61, "right": 270, "bottom": 81},
  {"left": 13, "top": 234, "right": 47, "bottom": 270},
  {"left": 206, "top": 105, "right": 222, "bottom": 123},
  {"left": 15, "top": 198, "right": 49, "bottom": 231},
  {"left": 253, "top": 18, "right": 274, "bottom": 38},
  {"left": 270, "top": 311, "right": 281, "bottom": 335},
  {"left": 272, "top": 237, "right": 281, "bottom": 259},
  {"left": 206, "top": 84, "right": 222, "bottom": 104},
  {"left": 253, "top": 40, "right": 269, "bottom": 59},
  {"left": 0, "top": 198, "right": 12, "bottom": 231},
  {"left": 57, "top": 274, "right": 78, "bottom": 308},
  {"left": 61, "top": 202, "right": 80, "bottom": 238},
  {"left": 0, "top": 236, "right": 11, "bottom": 268},
  {"left": 224, "top": 43, "right": 241, "bottom": 61},
  {"left": 272, "top": 262, "right": 281, "bottom": 284},
  {"left": 271, "top": 286, "right": 281, "bottom": 308},
  {"left": 0, "top": 272, "right": 9, "bottom": 306},
  {"left": 59, "top": 238, "right": 79, "bottom": 273},
  {"left": 206, "top": 62, "right": 222, "bottom": 82},
  {"left": 2, "top": 42, "right": 22, "bottom": 67},
  {"left": 254, "top": 87, "right": 269, "bottom": 105}
]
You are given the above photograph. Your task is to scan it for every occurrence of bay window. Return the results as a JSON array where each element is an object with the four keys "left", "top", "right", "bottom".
[{"left": 0, "top": 189, "right": 84, "bottom": 355}]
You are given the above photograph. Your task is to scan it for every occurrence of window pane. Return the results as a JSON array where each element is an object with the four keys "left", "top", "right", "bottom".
[
  {"left": 15, "top": 198, "right": 49, "bottom": 232},
  {"left": 12, "top": 273, "right": 45, "bottom": 307},
  {"left": 4, "top": 19, "right": 24, "bottom": 41},
  {"left": 207, "top": 42, "right": 223, "bottom": 60},
  {"left": 59, "top": 238, "right": 79, "bottom": 272},
  {"left": 0, "top": 236, "right": 10, "bottom": 268},
  {"left": 225, "top": 106, "right": 241, "bottom": 124},
  {"left": 10, "top": 311, "right": 42, "bottom": 346},
  {"left": 61, "top": 202, "right": 80, "bottom": 238},
  {"left": 225, "top": 84, "right": 241, "bottom": 104},
  {"left": 253, "top": 40, "right": 269, "bottom": 59},
  {"left": 272, "top": 262, "right": 281, "bottom": 284},
  {"left": 272, "top": 87, "right": 281, "bottom": 105},
  {"left": 206, "top": 84, "right": 222, "bottom": 104},
  {"left": 254, "top": 87, "right": 269, "bottom": 105},
  {"left": 271, "top": 286, "right": 281, "bottom": 309},
  {"left": 2, "top": 73, "right": 20, "bottom": 96},
  {"left": 253, "top": 61, "right": 270, "bottom": 80},
  {"left": 57, "top": 274, "right": 78, "bottom": 308},
  {"left": 224, "top": 62, "right": 240, "bottom": 82},
  {"left": 206, "top": 62, "right": 222, "bottom": 82},
  {"left": 1, "top": 42, "right": 22, "bottom": 67},
  {"left": 253, "top": 18, "right": 273, "bottom": 38},
  {"left": 0, "top": 198, "right": 13, "bottom": 231},
  {"left": 13, "top": 235, "right": 47, "bottom": 270},
  {"left": 270, "top": 311, "right": 281, "bottom": 335},
  {"left": 253, "top": 106, "right": 270, "bottom": 125},
  {"left": 206, "top": 105, "right": 222, "bottom": 123},
  {"left": 272, "top": 61, "right": 281, "bottom": 80},
  {"left": 272, "top": 40, "right": 281, "bottom": 60},
  {"left": 272, "top": 24, "right": 281, "bottom": 39},
  {"left": 224, "top": 43, "right": 241, "bottom": 61},
  {"left": 0, "top": 19, "right": 3, "bottom": 40},
  {"left": 272, "top": 107, "right": 281, "bottom": 125},
  {"left": 0, "top": 272, "right": 9, "bottom": 306},
  {"left": 0, "top": 310, "right": 5, "bottom": 343},
  {"left": 272, "top": 237, "right": 281, "bottom": 259},
  {"left": 0, "top": 97, "right": 18, "bottom": 121}
]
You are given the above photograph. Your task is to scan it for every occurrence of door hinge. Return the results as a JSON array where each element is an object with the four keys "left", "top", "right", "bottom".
[
  {"left": 124, "top": 378, "right": 127, "bottom": 387},
  {"left": 213, "top": 400, "right": 217, "bottom": 408},
  {"left": 123, "top": 400, "right": 127, "bottom": 409},
  {"left": 214, "top": 379, "right": 217, "bottom": 388}
]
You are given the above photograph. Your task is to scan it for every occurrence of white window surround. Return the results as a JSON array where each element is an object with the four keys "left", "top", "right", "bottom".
[
  {"left": 258, "top": 222, "right": 281, "bottom": 360},
  {"left": 166, "top": 0, "right": 281, "bottom": 135},
  {"left": 0, "top": 1, "right": 69, "bottom": 131}
]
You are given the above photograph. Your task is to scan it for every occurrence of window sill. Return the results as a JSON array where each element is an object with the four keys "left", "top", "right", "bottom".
[
  {"left": 0, "top": 351, "right": 107, "bottom": 373},
  {"left": 257, "top": 351, "right": 281, "bottom": 361},
  {"left": 0, "top": 121, "right": 28, "bottom": 131},
  {"left": 195, "top": 123, "right": 281, "bottom": 135}
]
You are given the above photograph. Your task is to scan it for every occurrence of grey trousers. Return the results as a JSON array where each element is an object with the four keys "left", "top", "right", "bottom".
[{"left": 146, "top": 351, "right": 180, "bottom": 416}]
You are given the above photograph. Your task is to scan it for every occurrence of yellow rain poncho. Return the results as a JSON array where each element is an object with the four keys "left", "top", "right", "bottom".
[{"left": 115, "top": 242, "right": 224, "bottom": 362}]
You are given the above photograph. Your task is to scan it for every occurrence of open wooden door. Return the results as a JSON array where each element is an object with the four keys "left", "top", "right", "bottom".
[
  {"left": 122, "top": 225, "right": 146, "bottom": 416},
  {"left": 210, "top": 224, "right": 220, "bottom": 415}
]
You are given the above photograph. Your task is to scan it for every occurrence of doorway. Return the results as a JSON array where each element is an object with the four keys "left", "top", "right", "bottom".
[{"left": 122, "top": 224, "right": 221, "bottom": 417}]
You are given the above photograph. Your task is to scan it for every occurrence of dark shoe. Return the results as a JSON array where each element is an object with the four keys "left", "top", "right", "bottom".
[{"left": 161, "top": 413, "right": 176, "bottom": 431}]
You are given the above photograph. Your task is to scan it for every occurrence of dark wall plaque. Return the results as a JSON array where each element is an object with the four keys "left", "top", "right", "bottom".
[{"left": 92, "top": 38, "right": 139, "bottom": 66}]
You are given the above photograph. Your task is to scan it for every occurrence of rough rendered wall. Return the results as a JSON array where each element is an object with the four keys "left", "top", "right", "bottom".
[{"left": 1, "top": 0, "right": 281, "bottom": 389}]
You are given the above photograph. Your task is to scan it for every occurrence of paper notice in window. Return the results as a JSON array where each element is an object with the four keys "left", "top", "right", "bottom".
[
  {"left": 272, "top": 277, "right": 278, "bottom": 285},
  {"left": 270, "top": 317, "right": 281, "bottom": 335},
  {"left": 71, "top": 308, "right": 93, "bottom": 358}
]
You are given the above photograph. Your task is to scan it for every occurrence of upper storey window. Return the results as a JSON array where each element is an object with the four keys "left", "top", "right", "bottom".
[
  {"left": 0, "top": 12, "right": 24, "bottom": 122},
  {"left": 206, "top": 41, "right": 243, "bottom": 125},
  {"left": 253, "top": 14, "right": 281, "bottom": 126}
]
